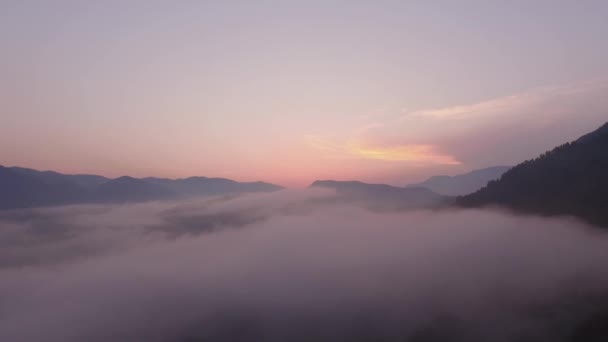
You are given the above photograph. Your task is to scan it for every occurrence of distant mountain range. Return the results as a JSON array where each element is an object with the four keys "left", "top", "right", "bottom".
[
  {"left": 406, "top": 166, "right": 511, "bottom": 196},
  {"left": 4, "top": 121, "right": 607, "bottom": 224},
  {"left": 310, "top": 180, "right": 447, "bottom": 210},
  {"left": 144, "top": 176, "right": 280, "bottom": 197},
  {"left": 0, "top": 166, "right": 283, "bottom": 210},
  {"left": 457, "top": 121, "right": 608, "bottom": 227}
]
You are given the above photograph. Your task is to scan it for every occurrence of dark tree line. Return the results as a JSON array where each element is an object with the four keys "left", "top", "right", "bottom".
[{"left": 457, "top": 122, "right": 608, "bottom": 228}]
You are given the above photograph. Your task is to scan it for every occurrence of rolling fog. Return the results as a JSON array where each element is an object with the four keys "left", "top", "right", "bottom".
[{"left": 1, "top": 190, "right": 608, "bottom": 342}]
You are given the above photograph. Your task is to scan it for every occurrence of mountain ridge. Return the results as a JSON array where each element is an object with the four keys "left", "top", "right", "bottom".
[
  {"left": 457, "top": 121, "right": 608, "bottom": 227},
  {"left": 0, "top": 166, "right": 284, "bottom": 210},
  {"left": 310, "top": 179, "right": 447, "bottom": 210}
]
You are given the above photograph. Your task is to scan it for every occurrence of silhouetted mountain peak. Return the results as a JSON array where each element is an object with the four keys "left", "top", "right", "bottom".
[
  {"left": 113, "top": 176, "right": 137, "bottom": 182},
  {"left": 184, "top": 176, "right": 235, "bottom": 184},
  {"left": 311, "top": 180, "right": 364, "bottom": 187}
]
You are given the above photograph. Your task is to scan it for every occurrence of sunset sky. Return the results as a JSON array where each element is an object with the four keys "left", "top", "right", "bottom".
[{"left": 2, "top": 1, "right": 608, "bottom": 187}]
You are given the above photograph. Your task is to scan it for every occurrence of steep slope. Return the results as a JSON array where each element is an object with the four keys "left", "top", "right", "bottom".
[
  {"left": 457, "top": 122, "right": 608, "bottom": 227},
  {"left": 406, "top": 166, "right": 511, "bottom": 196},
  {"left": 311, "top": 180, "right": 447, "bottom": 210}
]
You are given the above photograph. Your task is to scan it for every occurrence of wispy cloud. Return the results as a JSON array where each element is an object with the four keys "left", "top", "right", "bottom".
[
  {"left": 304, "top": 135, "right": 461, "bottom": 165},
  {"left": 352, "top": 144, "right": 461, "bottom": 164},
  {"left": 398, "top": 79, "right": 608, "bottom": 123},
  {"left": 402, "top": 94, "right": 529, "bottom": 120},
  {"left": 355, "top": 79, "right": 608, "bottom": 139},
  {"left": 304, "top": 78, "right": 608, "bottom": 172}
]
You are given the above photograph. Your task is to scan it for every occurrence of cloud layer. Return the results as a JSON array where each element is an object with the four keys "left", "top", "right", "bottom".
[{"left": 1, "top": 190, "right": 608, "bottom": 341}]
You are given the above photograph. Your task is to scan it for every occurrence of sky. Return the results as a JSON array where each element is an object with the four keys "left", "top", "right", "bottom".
[{"left": 1, "top": 1, "right": 608, "bottom": 187}]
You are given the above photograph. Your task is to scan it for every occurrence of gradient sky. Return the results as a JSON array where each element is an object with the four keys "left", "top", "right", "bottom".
[{"left": 1, "top": 1, "right": 608, "bottom": 187}]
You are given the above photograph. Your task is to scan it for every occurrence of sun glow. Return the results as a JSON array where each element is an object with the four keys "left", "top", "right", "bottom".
[
  {"left": 352, "top": 144, "right": 461, "bottom": 164},
  {"left": 304, "top": 135, "right": 461, "bottom": 165}
]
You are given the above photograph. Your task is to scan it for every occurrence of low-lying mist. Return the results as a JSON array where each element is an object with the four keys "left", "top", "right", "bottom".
[{"left": 1, "top": 189, "right": 608, "bottom": 342}]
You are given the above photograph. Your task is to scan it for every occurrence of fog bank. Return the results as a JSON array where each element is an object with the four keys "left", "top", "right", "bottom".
[{"left": 1, "top": 190, "right": 608, "bottom": 341}]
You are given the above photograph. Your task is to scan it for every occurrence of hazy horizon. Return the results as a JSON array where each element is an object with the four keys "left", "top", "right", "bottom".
[{"left": 0, "top": 162, "right": 513, "bottom": 189}]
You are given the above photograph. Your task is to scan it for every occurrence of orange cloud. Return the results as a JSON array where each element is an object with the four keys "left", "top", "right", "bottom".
[
  {"left": 351, "top": 144, "right": 461, "bottom": 164},
  {"left": 304, "top": 135, "right": 460, "bottom": 165}
]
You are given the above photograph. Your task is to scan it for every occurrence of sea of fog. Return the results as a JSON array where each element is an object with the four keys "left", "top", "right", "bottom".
[{"left": 1, "top": 189, "right": 608, "bottom": 342}]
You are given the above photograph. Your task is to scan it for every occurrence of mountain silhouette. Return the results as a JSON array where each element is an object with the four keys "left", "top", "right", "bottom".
[
  {"left": 0, "top": 166, "right": 56, "bottom": 209},
  {"left": 144, "top": 176, "right": 282, "bottom": 197},
  {"left": 0, "top": 166, "right": 91, "bottom": 209},
  {"left": 311, "top": 180, "right": 446, "bottom": 210},
  {"left": 457, "top": 122, "right": 608, "bottom": 227},
  {"left": 0, "top": 166, "right": 283, "bottom": 210},
  {"left": 406, "top": 166, "right": 511, "bottom": 196},
  {"left": 89, "top": 176, "right": 179, "bottom": 203},
  {"left": 9, "top": 167, "right": 109, "bottom": 188}
]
